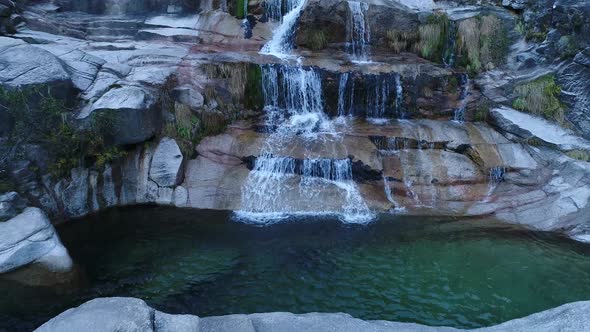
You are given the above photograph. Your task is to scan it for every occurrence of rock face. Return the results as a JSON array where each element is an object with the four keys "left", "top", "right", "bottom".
[
  {"left": 558, "top": 49, "right": 590, "bottom": 139},
  {"left": 149, "top": 137, "right": 184, "bottom": 187},
  {"left": 296, "top": 0, "right": 419, "bottom": 51},
  {"left": 35, "top": 297, "right": 590, "bottom": 332},
  {"left": 0, "top": 207, "right": 72, "bottom": 274}
]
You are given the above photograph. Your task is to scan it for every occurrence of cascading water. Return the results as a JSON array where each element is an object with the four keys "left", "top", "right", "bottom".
[
  {"left": 237, "top": 65, "right": 374, "bottom": 223},
  {"left": 483, "top": 166, "right": 506, "bottom": 202},
  {"left": 265, "top": 0, "right": 299, "bottom": 21},
  {"left": 453, "top": 73, "right": 470, "bottom": 122},
  {"left": 260, "top": 0, "right": 306, "bottom": 56},
  {"left": 337, "top": 72, "right": 404, "bottom": 121},
  {"left": 346, "top": 1, "right": 370, "bottom": 62},
  {"left": 395, "top": 74, "right": 404, "bottom": 117},
  {"left": 265, "top": 0, "right": 283, "bottom": 21},
  {"left": 337, "top": 73, "right": 350, "bottom": 117}
]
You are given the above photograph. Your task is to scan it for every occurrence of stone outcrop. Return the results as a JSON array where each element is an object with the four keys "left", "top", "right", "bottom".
[
  {"left": 35, "top": 297, "right": 590, "bottom": 332},
  {"left": 0, "top": 207, "right": 72, "bottom": 275},
  {"left": 149, "top": 137, "right": 184, "bottom": 187}
]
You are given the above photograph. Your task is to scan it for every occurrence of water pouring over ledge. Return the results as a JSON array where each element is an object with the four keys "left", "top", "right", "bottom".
[
  {"left": 239, "top": 0, "right": 375, "bottom": 223},
  {"left": 236, "top": 64, "right": 375, "bottom": 224}
]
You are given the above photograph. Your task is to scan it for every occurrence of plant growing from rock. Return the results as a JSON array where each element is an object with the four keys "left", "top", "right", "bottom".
[
  {"left": 386, "top": 30, "right": 419, "bottom": 54},
  {"left": 512, "top": 75, "right": 565, "bottom": 126},
  {"left": 305, "top": 29, "right": 329, "bottom": 51},
  {"left": 418, "top": 13, "right": 448, "bottom": 62},
  {"left": 0, "top": 86, "right": 125, "bottom": 179},
  {"left": 456, "top": 14, "right": 508, "bottom": 74}
]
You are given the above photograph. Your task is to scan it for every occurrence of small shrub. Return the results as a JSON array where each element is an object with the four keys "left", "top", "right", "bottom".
[
  {"left": 557, "top": 35, "right": 579, "bottom": 59},
  {"left": 456, "top": 14, "right": 508, "bottom": 75},
  {"left": 306, "top": 29, "right": 328, "bottom": 50},
  {"left": 386, "top": 30, "right": 419, "bottom": 54},
  {"left": 526, "top": 31, "right": 547, "bottom": 42},
  {"left": 512, "top": 75, "right": 565, "bottom": 125},
  {"left": 0, "top": 86, "right": 125, "bottom": 179},
  {"left": 566, "top": 150, "right": 590, "bottom": 162},
  {"left": 418, "top": 13, "right": 449, "bottom": 62},
  {"left": 447, "top": 76, "right": 459, "bottom": 94}
]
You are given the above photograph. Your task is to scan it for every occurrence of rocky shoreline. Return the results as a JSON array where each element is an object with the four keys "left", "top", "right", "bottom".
[{"left": 35, "top": 297, "right": 590, "bottom": 332}]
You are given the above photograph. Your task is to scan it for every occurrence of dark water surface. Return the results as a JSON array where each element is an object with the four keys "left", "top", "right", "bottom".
[{"left": 2, "top": 206, "right": 590, "bottom": 331}]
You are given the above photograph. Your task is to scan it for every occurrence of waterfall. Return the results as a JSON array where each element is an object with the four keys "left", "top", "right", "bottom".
[
  {"left": 483, "top": 166, "right": 506, "bottom": 202},
  {"left": 265, "top": 0, "right": 283, "bottom": 21},
  {"left": 346, "top": 1, "right": 370, "bottom": 62},
  {"left": 237, "top": 65, "right": 374, "bottom": 223},
  {"left": 260, "top": 0, "right": 306, "bottom": 57},
  {"left": 395, "top": 74, "right": 404, "bottom": 117},
  {"left": 265, "top": 0, "right": 299, "bottom": 21},
  {"left": 453, "top": 73, "right": 470, "bottom": 122},
  {"left": 366, "top": 74, "right": 402, "bottom": 120},
  {"left": 337, "top": 73, "right": 350, "bottom": 117}
]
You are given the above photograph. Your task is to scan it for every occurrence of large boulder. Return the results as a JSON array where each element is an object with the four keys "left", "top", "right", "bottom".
[
  {"left": 35, "top": 297, "right": 590, "bottom": 332},
  {"left": 0, "top": 207, "right": 72, "bottom": 274},
  {"left": 149, "top": 137, "right": 184, "bottom": 187},
  {"left": 83, "top": 86, "right": 160, "bottom": 145},
  {"left": 0, "top": 37, "right": 75, "bottom": 99}
]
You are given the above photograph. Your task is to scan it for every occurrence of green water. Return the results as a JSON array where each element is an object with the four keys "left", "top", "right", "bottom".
[{"left": 2, "top": 206, "right": 590, "bottom": 330}]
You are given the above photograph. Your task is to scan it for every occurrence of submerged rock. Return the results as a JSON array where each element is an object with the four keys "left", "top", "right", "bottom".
[
  {"left": 35, "top": 297, "right": 590, "bottom": 332},
  {"left": 0, "top": 207, "right": 72, "bottom": 275}
]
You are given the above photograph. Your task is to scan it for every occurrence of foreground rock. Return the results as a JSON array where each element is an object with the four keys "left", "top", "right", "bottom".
[
  {"left": 35, "top": 297, "right": 590, "bottom": 332},
  {"left": 0, "top": 207, "right": 72, "bottom": 276}
]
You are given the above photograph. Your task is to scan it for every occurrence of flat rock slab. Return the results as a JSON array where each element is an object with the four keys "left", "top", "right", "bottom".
[{"left": 489, "top": 107, "right": 590, "bottom": 151}]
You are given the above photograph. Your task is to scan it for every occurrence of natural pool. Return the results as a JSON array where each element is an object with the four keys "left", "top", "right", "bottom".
[{"left": 2, "top": 206, "right": 590, "bottom": 331}]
